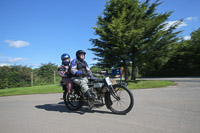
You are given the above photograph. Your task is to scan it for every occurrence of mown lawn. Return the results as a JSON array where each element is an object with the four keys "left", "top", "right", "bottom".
[
  {"left": 0, "top": 84, "right": 62, "bottom": 96},
  {"left": 0, "top": 80, "right": 174, "bottom": 96},
  {"left": 127, "top": 80, "right": 174, "bottom": 89}
]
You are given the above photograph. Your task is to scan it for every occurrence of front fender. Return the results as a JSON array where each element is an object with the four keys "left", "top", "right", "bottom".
[{"left": 105, "top": 91, "right": 112, "bottom": 109}]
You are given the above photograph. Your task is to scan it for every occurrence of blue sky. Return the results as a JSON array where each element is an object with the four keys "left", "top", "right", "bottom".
[{"left": 0, "top": 0, "right": 200, "bottom": 68}]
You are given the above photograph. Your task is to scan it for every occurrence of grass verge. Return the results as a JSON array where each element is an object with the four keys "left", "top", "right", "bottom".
[
  {"left": 127, "top": 80, "right": 174, "bottom": 89},
  {"left": 0, "top": 84, "right": 62, "bottom": 96},
  {"left": 0, "top": 80, "right": 174, "bottom": 96}
]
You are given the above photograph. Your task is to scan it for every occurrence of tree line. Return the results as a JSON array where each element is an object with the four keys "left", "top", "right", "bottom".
[
  {"left": 0, "top": 63, "right": 59, "bottom": 89},
  {"left": 143, "top": 28, "right": 200, "bottom": 77},
  {"left": 89, "top": 0, "right": 200, "bottom": 80}
]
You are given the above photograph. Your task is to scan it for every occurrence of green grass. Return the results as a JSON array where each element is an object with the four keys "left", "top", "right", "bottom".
[
  {"left": 0, "top": 80, "right": 175, "bottom": 96},
  {"left": 0, "top": 84, "right": 62, "bottom": 96},
  {"left": 127, "top": 80, "right": 174, "bottom": 89}
]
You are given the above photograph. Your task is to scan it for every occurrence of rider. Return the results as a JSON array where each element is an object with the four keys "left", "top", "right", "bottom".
[
  {"left": 70, "top": 50, "right": 95, "bottom": 100},
  {"left": 58, "top": 53, "right": 73, "bottom": 93}
]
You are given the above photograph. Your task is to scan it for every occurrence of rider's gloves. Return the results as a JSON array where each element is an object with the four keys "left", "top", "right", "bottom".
[
  {"left": 76, "top": 71, "right": 89, "bottom": 77},
  {"left": 75, "top": 71, "right": 82, "bottom": 76}
]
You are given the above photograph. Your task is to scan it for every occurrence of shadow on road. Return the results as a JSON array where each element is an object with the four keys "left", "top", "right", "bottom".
[{"left": 35, "top": 102, "right": 113, "bottom": 115}]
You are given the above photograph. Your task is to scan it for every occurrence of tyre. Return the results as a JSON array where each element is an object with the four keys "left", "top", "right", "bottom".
[
  {"left": 106, "top": 84, "right": 134, "bottom": 115},
  {"left": 63, "top": 88, "right": 83, "bottom": 111}
]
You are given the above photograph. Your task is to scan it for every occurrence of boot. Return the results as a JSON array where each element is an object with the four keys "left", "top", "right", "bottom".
[{"left": 84, "top": 90, "right": 94, "bottom": 101}]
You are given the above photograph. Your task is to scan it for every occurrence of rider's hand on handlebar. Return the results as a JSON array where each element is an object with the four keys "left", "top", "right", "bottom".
[
  {"left": 75, "top": 71, "right": 82, "bottom": 76},
  {"left": 76, "top": 71, "right": 89, "bottom": 77}
]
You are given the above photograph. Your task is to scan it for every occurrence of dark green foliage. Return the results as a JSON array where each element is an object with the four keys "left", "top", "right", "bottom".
[
  {"left": 0, "top": 66, "right": 32, "bottom": 89},
  {"left": 35, "top": 62, "right": 58, "bottom": 85},
  {"left": 0, "top": 63, "right": 60, "bottom": 89},
  {"left": 152, "top": 28, "right": 200, "bottom": 77}
]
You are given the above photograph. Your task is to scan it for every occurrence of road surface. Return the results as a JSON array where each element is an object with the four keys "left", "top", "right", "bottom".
[{"left": 0, "top": 78, "right": 200, "bottom": 133}]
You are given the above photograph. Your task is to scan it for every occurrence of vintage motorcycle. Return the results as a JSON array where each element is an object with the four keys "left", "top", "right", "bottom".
[{"left": 62, "top": 72, "right": 134, "bottom": 115}]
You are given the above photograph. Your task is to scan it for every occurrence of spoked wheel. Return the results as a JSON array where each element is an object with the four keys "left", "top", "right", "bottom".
[
  {"left": 63, "top": 88, "right": 83, "bottom": 111},
  {"left": 108, "top": 84, "right": 134, "bottom": 115}
]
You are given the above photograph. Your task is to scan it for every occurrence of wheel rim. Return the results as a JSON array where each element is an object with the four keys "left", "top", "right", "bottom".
[
  {"left": 67, "top": 93, "right": 81, "bottom": 107},
  {"left": 64, "top": 89, "right": 83, "bottom": 110},
  {"left": 110, "top": 86, "right": 132, "bottom": 113}
]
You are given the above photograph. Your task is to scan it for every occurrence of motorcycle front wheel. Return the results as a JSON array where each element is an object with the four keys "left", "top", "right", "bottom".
[
  {"left": 106, "top": 84, "right": 134, "bottom": 115},
  {"left": 63, "top": 88, "right": 83, "bottom": 111}
]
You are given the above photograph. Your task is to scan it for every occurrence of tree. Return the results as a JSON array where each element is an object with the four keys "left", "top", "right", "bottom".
[
  {"left": 90, "top": 0, "right": 181, "bottom": 81},
  {"left": 0, "top": 65, "right": 32, "bottom": 89},
  {"left": 36, "top": 62, "right": 58, "bottom": 84},
  {"left": 186, "top": 28, "right": 200, "bottom": 75},
  {"left": 190, "top": 28, "right": 200, "bottom": 72},
  {"left": 159, "top": 28, "right": 200, "bottom": 76},
  {"left": 0, "top": 66, "right": 10, "bottom": 89}
]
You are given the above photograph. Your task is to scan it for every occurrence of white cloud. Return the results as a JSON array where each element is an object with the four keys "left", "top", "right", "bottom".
[
  {"left": 184, "top": 36, "right": 191, "bottom": 40},
  {"left": 7, "top": 57, "right": 27, "bottom": 63},
  {"left": 4, "top": 40, "right": 30, "bottom": 48},
  {"left": 177, "top": 21, "right": 187, "bottom": 28},
  {"left": 0, "top": 55, "right": 28, "bottom": 65},
  {"left": 185, "top": 17, "right": 198, "bottom": 22},
  {"left": 164, "top": 20, "right": 187, "bottom": 30},
  {"left": 0, "top": 54, "right": 29, "bottom": 66},
  {"left": 0, "top": 63, "right": 10, "bottom": 67},
  {"left": 29, "top": 64, "right": 41, "bottom": 68},
  {"left": 164, "top": 17, "right": 198, "bottom": 31},
  {"left": 90, "top": 59, "right": 98, "bottom": 64}
]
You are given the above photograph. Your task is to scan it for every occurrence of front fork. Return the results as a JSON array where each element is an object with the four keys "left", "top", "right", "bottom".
[
  {"left": 105, "top": 85, "right": 120, "bottom": 109},
  {"left": 109, "top": 85, "right": 120, "bottom": 101}
]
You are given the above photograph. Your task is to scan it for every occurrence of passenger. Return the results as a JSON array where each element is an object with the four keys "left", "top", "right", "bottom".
[{"left": 58, "top": 53, "right": 73, "bottom": 93}]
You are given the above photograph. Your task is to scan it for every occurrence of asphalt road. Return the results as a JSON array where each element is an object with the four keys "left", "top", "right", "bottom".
[{"left": 0, "top": 78, "right": 200, "bottom": 133}]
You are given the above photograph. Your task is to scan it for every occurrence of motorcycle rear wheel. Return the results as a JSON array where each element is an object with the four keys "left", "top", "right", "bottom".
[{"left": 63, "top": 88, "right": 83, "bottom": 111}]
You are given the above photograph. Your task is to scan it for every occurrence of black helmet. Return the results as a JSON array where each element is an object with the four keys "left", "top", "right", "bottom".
[{"left": 76, "top": 50, "right": 86, "bottom": 60}]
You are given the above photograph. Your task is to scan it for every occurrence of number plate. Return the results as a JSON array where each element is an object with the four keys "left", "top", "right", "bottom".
[{"left": 105, "top": 77, "right": 112, "bottom": 86}]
